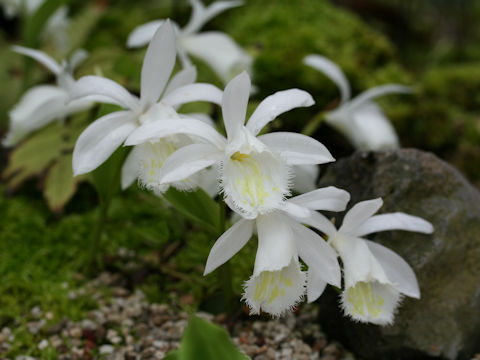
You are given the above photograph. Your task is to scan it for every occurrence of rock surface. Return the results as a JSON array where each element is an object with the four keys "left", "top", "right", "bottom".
[{"left": 317, "top": 149, "right": 480, "bottom": 360}]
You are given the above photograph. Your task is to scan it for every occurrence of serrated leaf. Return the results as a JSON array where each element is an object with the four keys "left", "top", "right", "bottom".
[
  {"left": 3, "top": 123, "right": 64, "bottom": 188},
  {"left": 163, "top": 188, "right": 220, "bottom": 234},
  {"left": 43, "top": 153, "right": 81, "bottom": 213},
  {"left": 178, "top": 316, "right": 250, "bottom": 360}
]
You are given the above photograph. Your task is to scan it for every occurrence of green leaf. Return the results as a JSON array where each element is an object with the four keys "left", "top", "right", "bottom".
[
  {"left": 178, "top": 315, "right": 249, "bottom": 360},
  {"left": 23, "top": 0, "right": 67, "bottom": 48},
  {"left": 3, "top": 123, "right": 64, "bottom": 188},
  {"left": 43, "top": 154, "right": 82, "bottom": 213},
  {"left": 163, "top": 188, "right": 220, "bottom": 234}
]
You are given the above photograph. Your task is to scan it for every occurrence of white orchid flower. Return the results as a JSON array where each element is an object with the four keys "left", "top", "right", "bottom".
[
  {"left": 70, "top": 20, "right": 223, "bottom": 194},
  {"left": 126, "top": 71, "right": 334, "bottom": 218},
  {"left": 1, "top": 0, "right": 42, "bottom": 18},
  {"left": 303, "top": 54, "right": 412, "bottom": 151},
  {"left": 3, "top": 46, "right": 91, "bottom": 147},
  {"left": 306, "top": 197, "right": 433, "bottom": 325},
  {"left": 126, "top": 0, "right": 252, "bottom": 84},
  {"left": 204, "top": 186, "right": 350, "bottom": 316}
]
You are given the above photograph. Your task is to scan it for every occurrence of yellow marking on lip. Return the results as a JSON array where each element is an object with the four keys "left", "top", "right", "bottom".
[
  {"left": 231, "top": 151, "right": 250, "bottom": 161},
  {"left": 347, "top": 282, "right": 385, "bottom": 318}
]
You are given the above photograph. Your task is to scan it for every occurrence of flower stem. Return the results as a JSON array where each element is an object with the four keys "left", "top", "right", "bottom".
[
  {"left": 217, "top": 201, "right": 236, "bottom": 315},
  {"left": 87, "top": 199, "right": 109, "bottom": 273},
  {"left": 302, "top": 111, "right": 326, "bottom": 137}
]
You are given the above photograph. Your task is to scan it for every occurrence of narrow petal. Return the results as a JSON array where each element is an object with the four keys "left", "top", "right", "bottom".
[
  {"left": 287, "top": 217, "right": 341, "bottom": 287},
  {"left": 183, "top": 0, "right": 244, "bottom": 35},
  {"left": 141, "top": 20, "right": 176, "bottom": 107},
  {"left": 126, "top": 20, "right": 164, "bottom": 48},
  {"left": 339, "top": 198, "right": 383, "bottom": 236},
  {"left": 303, "top": 54, "right": 350, "bottom": 104},
  {"left": 162, "top": 83, "right": 223, "bottom": 108},
  {"left": 306, "top": 271, "right": 327, "bottom": 303},
  {"left": 73, "top": 111, "right": 137, "bottom": 175},
  {"left": 69, "top": 76, "right": 140, "bottom": 109},
  {"left": 285, "top": 209, "right": 337, "bottom": 238},
  {"left": 222, "top": 71, "right": 250, "bottom": 139},
  {"left": 292, "top": 165, "right": 319, "bottom": 194},
  {"left": 288, "top": 186, "right": 350, "bottom": 212},
  {"left": 247, "top": 89, "right": 314, "bottom": 136},
  {"left": 69, "top": 49, "right": 88, "bottom": 71},
  {"left": 159, "top": 143, "right": 223, "bottom": 184},
  {"left": 181, "top": 32, "right": 252, "bottom": 83},
  {"left": 204, "top": 219, "right": 254, "bottom": 275},
  {"left": 258, "top": 132, "right": 334, "bottom": 165},
  {"left": 356, "top": 213, "right": 434, "bottom": 237},
  {"left": 348, "top": 84, "right": 412, "bottom": 110},
  {"left": 12, "top": 45, "right": 61, "bottom": 75},
  {"left": 341, "top": 281, "right": 401, "bottom": 325},
  {"left": 125, "top": 118, "right": 226, "bottom": 149},
  {"left": 365, "top": 240, "right": 420, "bottom": 299},
  {"left": 121, "top": 147, "right": 140, "bottom": 190},
  {"left": 163, "top": 66, "right": 197, "bottom": 96}
]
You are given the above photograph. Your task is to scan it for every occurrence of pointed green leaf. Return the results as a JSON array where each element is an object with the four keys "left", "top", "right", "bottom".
[
  {"left": 44, "top": 153, "right": 82, "bottom": 213},
  {"left": 3, "top": 123, "right": 64, "bottom": 188},
  {"left": 163, "top": 350, "right": 180, "bottom": 360},
  {"left": 178, "top": 315, "right": 249, "bottom": 360},
  {"left": 163, "top": 188, "right": 220, "bottom": 234}
]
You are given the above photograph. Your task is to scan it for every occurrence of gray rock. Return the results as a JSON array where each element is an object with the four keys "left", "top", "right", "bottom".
[{"left": 317, "top": 149, "right": 480, "bottom": 360}]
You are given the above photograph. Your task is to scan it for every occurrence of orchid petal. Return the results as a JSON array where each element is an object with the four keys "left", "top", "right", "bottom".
[
  {"left": 125, "top": 118, "right": 226, "bottom": 149},
  {"left": 247, "top": 89, "right": 314, "bottom": 136},
  {"left": 164, "top": 66, "right": 197, "bottom": 96},
  {"left": 69, "top": 49, "right": 88, "bottom": 71},
  {"left": 162, "top": 83, "right": 223, "bottom": 108},
  {"left": 204, "top": 219, "right": 254, "bottom": 275},
  {"left": 306, "top": 271, "right": 327, "bottom": 303},
  {"left": 303, "top": 54, "right": 351, "bottom": 104},
  {"left": 348, "top": 101, "right": 400, "bottom": 151},
  {"left": 159, "top": 143, "right": 223, "bottom": 184},
  {"left": 73, "top": 111, "right": 136, "bottom": 175},
  {"left": 221, "top": 71, "right": 250, "bottom": 139},
  {"left": 288, "top": 186, "right": 350, "bottom": 212},
  {"left": 69, "top": 76, "right": 140, "bottom": 109},
  {"left": 288, "top": 217, "right": 341, "bottom": 287},
  {"left": 341, "top": 281, "right": 401, "bottom": 325},
  {"left": 121, "top": 147, "right": 140, "bottom": 190},
  {"left": 258, "top": 132, "right": 334, "bottom": 165},
  {"left": 183, "top": 0, "right": 243, "bottom": 35},
  {"left": 339, "top": 198, "right": 383, "bottom": 235},
  {"left": 181, "top": 31, "right": 252, "bottom": 83},
  {"left": 254, "top": 213, "right": 297, "bottom": 276},
  {"left": 285, "top": 209, "right": 337, "bottom": 238},
  {"left": 357, "top": 213, "right": 434, "bottom": 237},
  {"left": 348, "top": 84, "right": 412, "bottom": 110},
  {"left": 126, "top": 20, "right": 164, "bottom": 48},
  {"left": 12, "top": 45, "right": 61, "bottom": 75},
  {"left": 365, "top": 240, "right": 420, "bottom": 299},
  {"left": 141, "top": 20, "right": 176, "bottom": 107}
]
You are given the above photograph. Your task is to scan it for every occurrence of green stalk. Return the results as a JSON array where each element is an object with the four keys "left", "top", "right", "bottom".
[
  {"left": 217, "top": 201, "right": 236, "bottom": 315},
  {"left": 302, "top": 111, "right": 326, "bottom": 137},
  {"left": 87, "top": 198, "right": 109, "bottom": 273}
]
